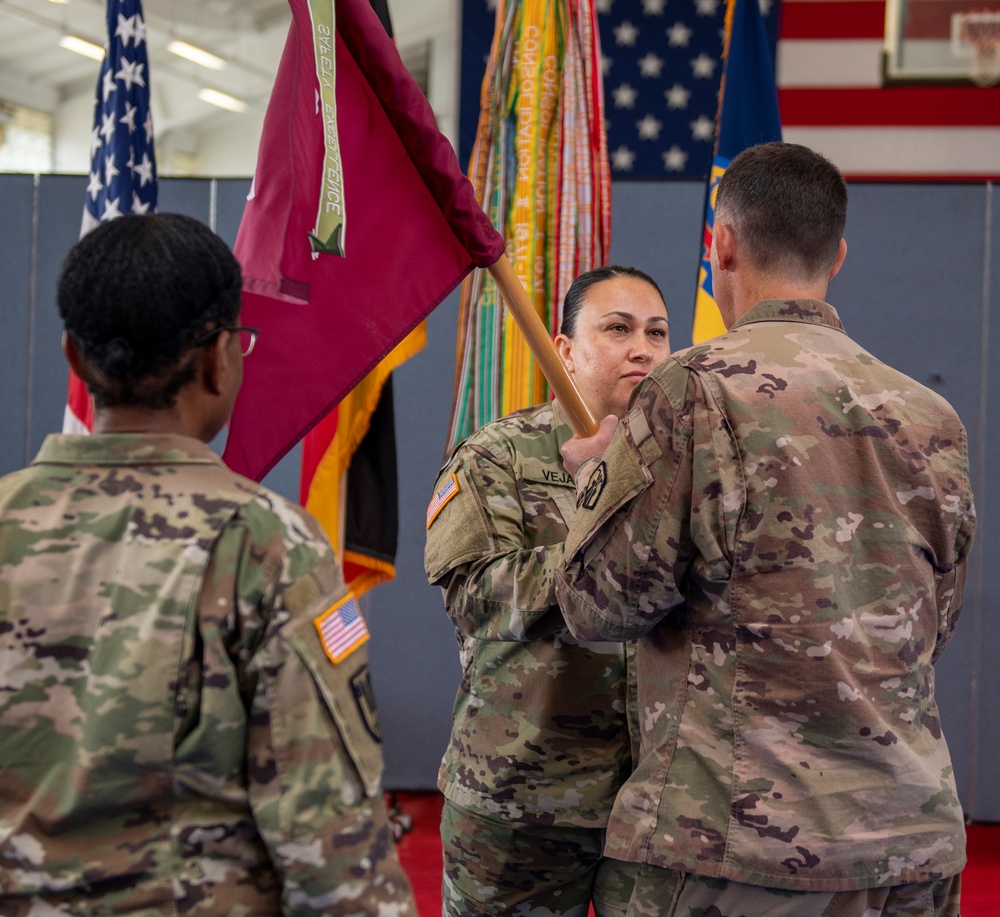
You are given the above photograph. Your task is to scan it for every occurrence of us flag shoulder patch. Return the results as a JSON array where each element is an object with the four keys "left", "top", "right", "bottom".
[
  {"left": 314, "top": 594, "right": 369, "bottom": 664},
  {"left": 426, "top": 473, "right": 459, "bottom": 529}
]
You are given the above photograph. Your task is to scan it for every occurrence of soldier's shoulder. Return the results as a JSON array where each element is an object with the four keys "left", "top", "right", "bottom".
[
  {"left": 233, "top": 481, "right": 330, "bottom": 553},
  {"left": 0, "top": 463, "right": 39, "bottom": 496},
  {"left": 455, "top": 403, "right": 561, "bottom": 463}
]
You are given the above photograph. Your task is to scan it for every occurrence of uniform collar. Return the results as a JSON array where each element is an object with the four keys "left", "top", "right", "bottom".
[
  {"left": 549, "top": 398, "right": 579, "bottom": 449},
  {"left": 33, "top": 433, "right": 225, "bottom": 467},
  {"left": 730, "top": 298, "right": 846, "bottom": 334}
]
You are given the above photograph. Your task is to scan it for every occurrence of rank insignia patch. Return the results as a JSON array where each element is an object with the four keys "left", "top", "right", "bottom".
[
  {"left": 426, "top": 473, "right": 459, "bottom": 529},
  {"left": 314, "top": 594, "right": 369, "bottom": 664},
  {"left": 579, "top": 461, "right": 608, "bottom": 510}
]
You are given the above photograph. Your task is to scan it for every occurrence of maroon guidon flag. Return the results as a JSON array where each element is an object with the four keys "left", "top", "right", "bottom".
[{"left": 224, "top": 0, "right": 505, "bottom": 481}]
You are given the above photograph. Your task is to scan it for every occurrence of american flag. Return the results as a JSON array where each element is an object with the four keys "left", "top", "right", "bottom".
[
  {"left": 597, "top": 0, "right": 780, "bottom": 179},
  {"left": 426, "top": 473, "right": 459, "bottom": 529},
  {"left": 66, "top": 0, "right": 158, "bottom": 434},
  {"left": 460, "top": 0, "right": 1000, "bottom": 181},
  {"left": 81, "top": 0, "right": 157, "bottom": 235},
  {"left": 459, "top": 0, "right": 780, "bottom": 180},
  {"left": 315, "top": 596, "right": 370, "bottom": 664},
  {"left": 778, "top": 0, "right": 1000, "bottom": 180}
]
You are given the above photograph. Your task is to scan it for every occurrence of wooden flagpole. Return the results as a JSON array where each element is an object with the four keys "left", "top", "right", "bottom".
[{"left": 488, "top": 253, "right": 599, "bottom": 438}]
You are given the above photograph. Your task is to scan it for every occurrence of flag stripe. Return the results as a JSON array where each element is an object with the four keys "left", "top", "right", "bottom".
[
  {"left": 777, "top": 40, "right": 883, "bottom": 86},
  {"left": 782, "top": 125, "right": 1000, "bottom": 176},
  {"left": 780, "top": 0, "right": 885, "bottom": 39},
  {"left": 779, "top": 86, "right": 1000, "bottom": 125},
  {"left": 903, "top": 1, "right": 979, "bottom": 39},
  {"left": 779, "top": 0, "right": 1000, "bottom": 179}
]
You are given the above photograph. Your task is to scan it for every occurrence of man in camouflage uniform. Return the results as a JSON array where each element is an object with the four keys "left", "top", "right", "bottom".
[
  {"left": 556, "top": 143, "right": 976, "bottom": 916},
  {"left": 425, "top": 266, "right": 670, "bottom": 916},
  {"left": 0, "top": 213, "right": 416, "bottom": 916}
]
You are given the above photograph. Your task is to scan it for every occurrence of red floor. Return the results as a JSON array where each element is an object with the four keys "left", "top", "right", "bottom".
[
  {"left": 392, "top": 792, "right": 445, "bottom": 913},
  {"left": 391, "top": 792, "right": 999, "bottom": 916}
]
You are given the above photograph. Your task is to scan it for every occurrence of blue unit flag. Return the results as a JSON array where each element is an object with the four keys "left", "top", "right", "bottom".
[{"left": 692, "top": 0, "right": 782, "bottom": 343}]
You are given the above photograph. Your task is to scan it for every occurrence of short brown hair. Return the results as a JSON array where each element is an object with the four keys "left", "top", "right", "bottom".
[{"left": 715, "top": 142, "right": 847, "bottom": 280}]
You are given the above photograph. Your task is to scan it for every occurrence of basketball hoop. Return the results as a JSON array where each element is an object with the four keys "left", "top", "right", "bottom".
[{"left": 952, "top": 10, "right": 1000, "bottom": 86}]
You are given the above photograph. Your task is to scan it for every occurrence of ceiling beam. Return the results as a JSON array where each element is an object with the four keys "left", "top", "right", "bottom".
[{"left": 0, "top": 66, "right": 57, "bottom": 111}]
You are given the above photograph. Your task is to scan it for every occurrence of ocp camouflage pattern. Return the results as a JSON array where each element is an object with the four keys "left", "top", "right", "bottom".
[
  {"left": 440, "top": 799, "right": 636, "bottom": 916},
  {"left": 0, "top": 433, "right": 415, "bottom": 915},
  {"left": 557, "top": 300, "right": 976, "bottom": 892},
  {"left": 425, "top": 401, "right": 636, "bottom": 828}
]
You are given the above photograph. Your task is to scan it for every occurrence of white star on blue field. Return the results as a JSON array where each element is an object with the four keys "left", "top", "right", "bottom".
[{"left": 459, "top": 0, "right": 780, "bottom": 180}]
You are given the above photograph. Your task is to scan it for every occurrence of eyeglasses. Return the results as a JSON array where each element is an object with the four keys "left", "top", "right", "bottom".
[{"left": 194, "top": 325, "right": 260, "bottom": 357}]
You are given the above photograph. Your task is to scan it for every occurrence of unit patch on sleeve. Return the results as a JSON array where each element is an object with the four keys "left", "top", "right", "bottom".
[
  {"left": 579, "top": 461, "right": 608, "bottom": 510},
  {"left": 314, "top": 594, "right": 370, "bottom": 664},
  {"left": 426, "top": 473, "right": 459, "bottom": 529},
  {"left": 350, "top": 665, "right": 383, "bottom": 742}
]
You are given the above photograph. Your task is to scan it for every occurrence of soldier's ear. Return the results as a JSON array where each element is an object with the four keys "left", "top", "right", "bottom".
[
  {"left": 713, "top": 222, "right": 736, "bottom": 271},
  {"left": 62, "top": 332, "right": 88, "bottom": 381},
  {"left": 828, "top": 238, "right": 848, "bottom": 281},
  {"left": 198, "top": 333, "right": 229, "bottom": 397},
  {"left": 554, "top": 332, "right": 575, "bottom": 373}
]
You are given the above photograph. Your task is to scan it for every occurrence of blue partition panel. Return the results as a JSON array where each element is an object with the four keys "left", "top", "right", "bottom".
[
  {"left": 0, "top": 174, "right": 35, "bottom": 475},
  {"left": 0, "top": 173, "right": 993, "bottom": 817}
]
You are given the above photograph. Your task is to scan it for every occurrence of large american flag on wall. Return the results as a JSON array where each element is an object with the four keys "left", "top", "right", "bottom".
[
  {"left": 460, "top": 0, "right": 1000, "bottom": 181},
  {"left": 778, "top": 0, "right": 1000, "bottom": 180},
  {"left": 460, "top": 0, "right": 775, "bottom": 179}
]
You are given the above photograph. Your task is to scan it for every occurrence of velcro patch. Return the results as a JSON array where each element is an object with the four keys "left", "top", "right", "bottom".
[
  {"left": 426, "top": 473, "right": 459, "bottom": 529},
  {"left": 314, "top": 594, "right": 369, "bottom": 664}
]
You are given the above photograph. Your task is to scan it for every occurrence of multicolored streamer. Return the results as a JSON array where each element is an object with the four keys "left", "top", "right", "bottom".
[{"left": 448, "top": 0, "right": 610, "bottom": 449}]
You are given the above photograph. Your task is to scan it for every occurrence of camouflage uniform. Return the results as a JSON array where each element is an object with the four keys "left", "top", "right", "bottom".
[
  {"left": 425, "top": 401, "right": 637, "bottom": 916},
  {"left": 0, "top": 433, "right": 416, "bottom": 916},
  {"left": 556, "top": 300, "right": 976, "bottom": 904}
]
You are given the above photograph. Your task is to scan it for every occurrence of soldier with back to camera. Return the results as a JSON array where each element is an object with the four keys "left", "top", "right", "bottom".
[
  {"left": 557, "top": 143, "right": 976, "bottom": 917},
  {"left": 0, "top": 213, "right": 416, "bottom": 917}
]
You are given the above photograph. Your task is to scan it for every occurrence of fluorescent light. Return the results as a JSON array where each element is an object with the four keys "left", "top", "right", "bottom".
[
  {"left": 168, "top": 40, "right": 226, "bottom": 71},
  {"left": 198, "top": 88, "right": 247, "bottom": 113},
  {"left": 59, "top": 36, "right": 105, "bottom": 61}
]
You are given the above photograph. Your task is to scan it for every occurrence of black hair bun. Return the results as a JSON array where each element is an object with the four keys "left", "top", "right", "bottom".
[{"left": 103, "top": 337, "right": 135, "bottom": 377}]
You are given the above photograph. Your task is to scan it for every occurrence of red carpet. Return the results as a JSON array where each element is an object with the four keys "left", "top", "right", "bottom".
[
  {"left": 392, "top": 792, "right": 445, "bottom": 913},
  {"left": 391, "top": 792, "right": 998, "bottom": 916},
  {"left": 963, "top": 823, "right": 1000, "bottom": 917}
]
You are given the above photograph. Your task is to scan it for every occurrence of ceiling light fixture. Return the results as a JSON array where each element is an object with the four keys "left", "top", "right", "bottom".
[
  {"left": 198, "top": 88, "right": 247, "bottom": 113},
  {"left": 167, "top": 40, "right": 226, "bottom": 71},
  {"left": 59, "top": 36, "right": 105, "bottom": 61}
]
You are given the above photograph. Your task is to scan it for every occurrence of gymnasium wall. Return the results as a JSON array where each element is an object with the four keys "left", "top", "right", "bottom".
[{"left": 2, "top": 173, "right": 996, "bottom": 819}]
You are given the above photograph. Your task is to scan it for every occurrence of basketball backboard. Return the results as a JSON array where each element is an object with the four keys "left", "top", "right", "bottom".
[{"left": 885, "top": 0, "right": 1000, "bottom": 84}]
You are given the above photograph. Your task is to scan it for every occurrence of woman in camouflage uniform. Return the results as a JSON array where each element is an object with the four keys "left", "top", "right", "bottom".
[
  {"left": 0, "top": 214, "right": 416, "bottom": 916},
  {"left": 425, "top": 266, "right": 670, "bottom": 916}
]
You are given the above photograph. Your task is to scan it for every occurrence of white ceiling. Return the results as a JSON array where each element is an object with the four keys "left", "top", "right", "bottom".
[{"left": 0, "top": 0, "right": 457, "bottom": 174}]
